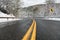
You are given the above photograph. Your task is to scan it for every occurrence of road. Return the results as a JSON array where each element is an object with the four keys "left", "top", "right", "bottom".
[
  {"left": 0, "top": 19, "right": 32, "bottom": 40},
  {"left": 0, "top": 19, "right": 60, "bottom": 40},
  {"left": 36, "top": 19, "right": 60, "bottom": 40}
]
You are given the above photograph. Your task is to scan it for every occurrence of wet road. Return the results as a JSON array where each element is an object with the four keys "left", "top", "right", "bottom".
[
  {"left": 0, "top": 19, "right": 32, "bottom": 40},
  {"left": 36, "top": 19, "right": 60, "bottom": 40},
  {"left": 0, "top": 19, "right": 60, "bottom": 40}
]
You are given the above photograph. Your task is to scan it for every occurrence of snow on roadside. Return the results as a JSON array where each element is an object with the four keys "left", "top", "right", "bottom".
[
  {"left": 0, "top": 11, "right": 20, "bottom": 22},
  {"left": 44, "top": 18, "right": 60, "bottom": 21},
  {"left": 0, "top": 11, "right": 15, "bottom": 17},
  {"left": 0, "top": 18, "right": 21, "bottom": 22}
]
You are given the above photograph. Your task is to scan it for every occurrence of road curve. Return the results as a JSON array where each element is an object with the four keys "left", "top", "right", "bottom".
[
  {"left": 36, "top": 19, "right": 60, "bottom": 40},
  {"left": 0, "top": 19, "right": 32, "bottom": 40}
]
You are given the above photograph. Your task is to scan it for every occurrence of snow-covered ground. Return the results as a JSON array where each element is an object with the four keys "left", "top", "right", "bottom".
[
  {"left": 44, "top": 18, "right": 60, "bottom": 21},
  {"left": 0, "top": 18, "right": 20, "bottom": 22},
  {"left": 0, "top": 11, "right": 15, "bottom": 17},
  {"left": 0, "top": 11, "right": 20, "bottom": 22}
]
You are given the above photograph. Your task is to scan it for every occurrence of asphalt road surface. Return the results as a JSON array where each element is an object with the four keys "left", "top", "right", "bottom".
[
  {"left": 36, "top": 19, "right": 60, "bottom": 40},
  {"left": 0, "top": 19, "right": 60, "bottom": 40},
  {"left": 0, "top": 19, "right": 32, "bottom": 40}
]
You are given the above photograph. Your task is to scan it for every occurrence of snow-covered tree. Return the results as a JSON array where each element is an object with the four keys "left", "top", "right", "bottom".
[{"left": 0, "top": 0, "right": 21, "bottom": 16}]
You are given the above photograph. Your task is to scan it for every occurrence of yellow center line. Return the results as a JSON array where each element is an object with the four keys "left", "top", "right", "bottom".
[
  {"left": 22, "top": 20, "right": 35, "bottom": 40},
  {"left": 30, "top": 20, "right": 36, "bottom": 40}
]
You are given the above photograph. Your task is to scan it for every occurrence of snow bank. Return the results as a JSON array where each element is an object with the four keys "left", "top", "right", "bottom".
[
  {"left": 44, "top": 18, "right": 60, "bottom": 21},
  {"left": 0, "top": 11, "right": 15, "bottom": 17},
  {"left": 0, "top": 11, "right": 20, "bottom": 22}
]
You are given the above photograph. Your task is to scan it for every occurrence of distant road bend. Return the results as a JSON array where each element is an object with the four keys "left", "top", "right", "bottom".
[{"left": 0, "top": 19, "right": 60, "bottom": 40}]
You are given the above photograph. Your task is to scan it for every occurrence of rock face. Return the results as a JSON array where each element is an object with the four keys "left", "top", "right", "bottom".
[{"left": 17, "top": 3, "right": 60, "bottom": 18}]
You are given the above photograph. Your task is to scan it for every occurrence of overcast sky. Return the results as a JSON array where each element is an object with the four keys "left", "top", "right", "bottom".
[
  {"left": 21, "top": 0, "right": 60, "bottom": 7},
  {"left": 56, "top": 0, "right": 60, "bottom": 3}
]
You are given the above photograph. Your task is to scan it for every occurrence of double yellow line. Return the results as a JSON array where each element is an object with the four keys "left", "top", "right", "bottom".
[{"left": 22, "top": 20, "right": 36, "bottom": 40}]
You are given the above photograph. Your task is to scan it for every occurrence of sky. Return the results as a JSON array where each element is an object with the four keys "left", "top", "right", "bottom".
[
  {"left": 21, "top": 0, "right": 60, "bottom": 7},
  {"left": 56, "top": 0, "right": 60, "bottom": 3}
]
